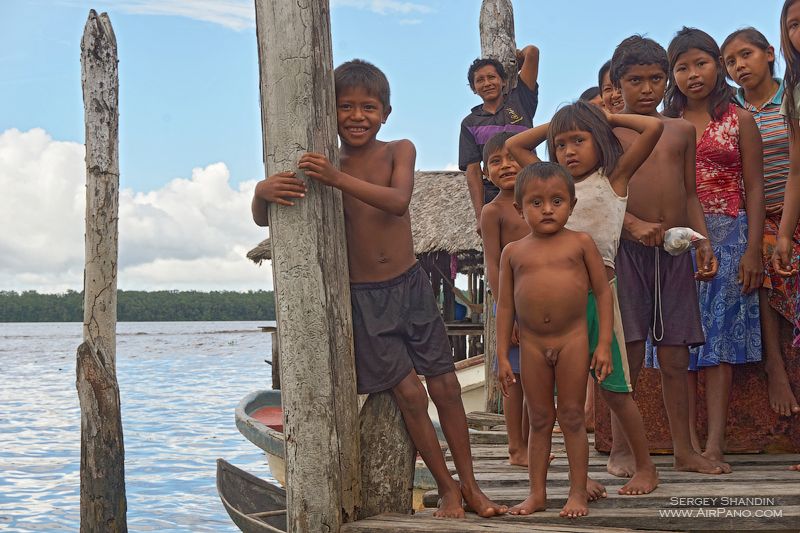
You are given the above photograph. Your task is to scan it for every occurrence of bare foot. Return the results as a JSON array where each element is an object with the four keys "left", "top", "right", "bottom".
[
  {"left": 674, "top": 452, "right": 728, "bottom": 474},
  {"left": 461, "top": 484, "right": 506, "bottom": 517},
  {"left": 607, "top": 448, "right": 636, "bottom": 478},
  {"left": 701, "top": 450, "right": 732, "bottom": 473},
  {"left": 587, "top": 476, "right": 607, "bottom": 501},
  {"left": 433, "top": 485, "right": 464, "bottom": 518},
  {"left": 789, "top": 464, "right": 800, "bottom": 471},
  {"left": 508, "top": 449, "right": 528, "bottom": 467},
  {"left": 618, "top": 465, "right": 659, "bottom": 495},
  {"left": 508, "top": 492, "right": 547, "bottom": 515},
  {"left": 560, "top": 490, "right": 589, "bottom": 518},
  {"left": 766, "top": 370, "right": 800, "bottom": 417}
]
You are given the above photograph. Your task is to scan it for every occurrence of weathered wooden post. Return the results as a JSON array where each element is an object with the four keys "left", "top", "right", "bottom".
[
  {"left": 480, "top": 0, "right": 518, "bottom": 413},
  {"left": 254, "top": 1, "right": 361, "bottom": 530},
  {"left": 76, "top": 10, "right": 127, "bottom": 532}
]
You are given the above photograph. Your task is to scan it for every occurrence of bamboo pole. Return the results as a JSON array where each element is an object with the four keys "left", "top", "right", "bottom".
[
  {"left": 76, "top": 10, "right": 127, "bottom": 532},
  {"left": 480, "top": 0, "right": 517, "bottom": 413},
  {"left": 254, "top": 1, "right": 360, "bottom": 531}
]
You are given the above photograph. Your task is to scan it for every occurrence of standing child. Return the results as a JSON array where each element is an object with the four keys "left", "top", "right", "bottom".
[
  {"left": 722, "top": 27, "right": 800, "bottom": 417},
  {"left": 609, "top": 35, "right": 728, "bottom": 475},
  {"left": 507, "top": 101, "right": 662, "bottom": 496},
  {"left": 252, "top": 59, "right": 506, "bottom": 518},
  {"left": 496, "top": 161, "right": 613, "bottom": 518},
  {"left": 664, "top": 27, "right": 765, "bottom": 468}
]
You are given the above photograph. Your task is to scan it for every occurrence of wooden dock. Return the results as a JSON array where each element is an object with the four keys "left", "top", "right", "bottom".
[{"left": 343, "top": 412, "right": 800, "bottom": 532}]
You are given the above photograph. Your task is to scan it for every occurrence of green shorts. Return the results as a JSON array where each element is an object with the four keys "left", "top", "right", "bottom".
[{"left": 587, "top": 279, "right": 633, "bottom": 393}]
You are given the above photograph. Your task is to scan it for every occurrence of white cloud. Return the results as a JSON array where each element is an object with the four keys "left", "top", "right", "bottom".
[
  {"left": 0, "top": 128, "right": 272, "bottom": 293},
  {"left": 443, "top": 162, "right": 459, "bottom": 171},
  {"left": 333, "top": 0, "right": 433, "bottom": 15}
]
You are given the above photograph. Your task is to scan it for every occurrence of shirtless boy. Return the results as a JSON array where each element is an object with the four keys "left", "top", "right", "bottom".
[
  {"left": 610, "top": 36, "right": 728, "bottom": 475},
  {"left": 251, "top": 59, "right": 504, "bottom": 518},
  {"left": 497, "top": 162, "right": 614, "bottom": 518}
]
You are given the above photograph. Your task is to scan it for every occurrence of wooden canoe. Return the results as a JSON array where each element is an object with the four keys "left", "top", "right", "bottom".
[{"left": 216, "top": 458, "right": 286, "bottom": 533}]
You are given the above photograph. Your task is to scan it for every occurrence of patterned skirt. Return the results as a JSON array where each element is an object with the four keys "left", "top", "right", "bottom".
[
  {"left": 689, "top": 212, "right": 762, "bottom": 370},
  {"left": 762, "top": 213, "right": 800, "bottom": 346}
]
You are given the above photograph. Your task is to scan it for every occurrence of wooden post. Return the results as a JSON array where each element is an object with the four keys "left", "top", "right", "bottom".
[
  {"left": 270, "top": 331, "right": 280, "bottom": 390},
  {"left": 480, "top": 0, "right": 517, "bottom": 413},
  {"left": 254, "top": 1, "right": 360, "bottom": 531},
  {"left": 76, "top": 10, "right": 127, "bottom": 532}
]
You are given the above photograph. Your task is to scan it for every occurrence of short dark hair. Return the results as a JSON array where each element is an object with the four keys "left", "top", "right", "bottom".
[
  {"left": 334, "top": 59, "right": 390, "bottom": 109},
  {"left": 467, "top": 58, "right": 507, "bottom": 90},
  {"left": 663, "top": 27, "right": 733, "bottom": 121},
  {"left": 721, "top": 27, "right": 775, "bottom": 77},
  {"left": 514, "top": 162, "right": 575, "bottom": 206},
  {"left": 482, "top": 131, "right": 516, "bottom": 168},
  {"left": 546, "top": 101, "right": 623, "bottom": 176},
  {"left": 611, "top": 35, "right": 669, "bottom": 86},
  {"left": 579, "top": 86, "right": 601, "bottom": 101},
  {"left": 598, "top": 60, "right": 612, "bottom": 89}
]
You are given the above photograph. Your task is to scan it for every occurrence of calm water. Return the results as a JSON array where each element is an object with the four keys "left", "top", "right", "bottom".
[{"left": 0, "top": 321, "right": 278, "bottom": 532}]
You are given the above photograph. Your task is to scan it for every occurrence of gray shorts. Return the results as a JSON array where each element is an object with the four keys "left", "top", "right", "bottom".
[{"left": 350, "top": 262, "right": 455, "bottom": 394}]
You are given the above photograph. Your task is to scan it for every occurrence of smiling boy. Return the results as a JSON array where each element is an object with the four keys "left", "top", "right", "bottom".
[{"left": 459, "top": 45, "right": 540, "bottom": 230}]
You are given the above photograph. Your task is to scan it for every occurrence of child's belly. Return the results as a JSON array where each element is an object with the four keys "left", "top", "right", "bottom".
[{"left": 513, "top": 273, "right": 589, "bottom": 339}]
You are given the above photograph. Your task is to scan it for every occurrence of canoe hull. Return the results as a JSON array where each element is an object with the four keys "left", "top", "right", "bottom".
[{"left": 216, "top": 458, "right": 286, "bottom": 533}]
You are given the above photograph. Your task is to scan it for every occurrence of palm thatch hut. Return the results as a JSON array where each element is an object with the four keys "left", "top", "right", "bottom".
[{"left": 248, "top": 170, "right": 485, "bottom": 359}]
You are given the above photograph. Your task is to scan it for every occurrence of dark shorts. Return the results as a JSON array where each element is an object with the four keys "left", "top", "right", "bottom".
[
  {"left": 350, "top": 262, "right": 455, "bottom": 394},
  {"left": 483, "top": 179, "right": 500, "bottom": 205},
  {"left": 616, "top": 239, "right": 705, "bottom": 347}
]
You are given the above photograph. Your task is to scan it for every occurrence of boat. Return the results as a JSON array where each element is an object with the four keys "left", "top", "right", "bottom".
[{"left": 216, "top": 458, "right": 287, "bottom": 533}]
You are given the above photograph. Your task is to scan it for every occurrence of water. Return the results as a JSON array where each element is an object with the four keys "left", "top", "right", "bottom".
[{"left": 0, "top": 321, "right": 278, "bottom": 532}]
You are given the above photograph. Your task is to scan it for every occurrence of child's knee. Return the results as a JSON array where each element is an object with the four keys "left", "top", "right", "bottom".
[
  {"left": 528, "top": 407, "right": 556, "bottom": 432},
  {"left": 426, "top": 372, "right": 460, "bottom": 406},
  {"left": 556, "top": 404, "right": 585, "bottom": 434},
  {"left": 392, "top": 380, "right": 429, "bottom": 413}
]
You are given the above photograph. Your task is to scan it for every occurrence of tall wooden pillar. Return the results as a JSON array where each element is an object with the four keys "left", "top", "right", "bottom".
[{"left": 254, "top": 1, "right": 360, "bottom": 531}]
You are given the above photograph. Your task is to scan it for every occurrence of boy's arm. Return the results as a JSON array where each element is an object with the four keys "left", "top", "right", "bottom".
[
  {"left": 251, "top": 171, "right": 308, "bottom": 227},
  {"left": 736, "top": 109, "right": 765, "bottom": 293},
  {"left": 581, "top": 233, "right": 613, "bottom": 382},
  {"left": 682, "top": 122, "right": 717, "bottom": 280},
  {"left": 607, "top": 113, "right": 663, "bottom": 194},
  {"left": 516, "top": 45, "right": 540, "bottom": 91},
  {"left": 774, "top": 125, "right": 800, "bottom": 276},
  {"left": 496, "top": 245, "right": 517, "bottom": 396},
  {"left": 480, "top": 204, "right": 503, "bottom": 295},
  {"left": 466, "top": 162, "right": 485, "bottom": 227},
  {"left": 506, "top": 123, "right": 547, "bottom": 166},
  {"left": 622, "top": 212, "right": 665, "bottom": 246},
  {"left": 299, "top": 140, "right": 415, "bottom": 217}
]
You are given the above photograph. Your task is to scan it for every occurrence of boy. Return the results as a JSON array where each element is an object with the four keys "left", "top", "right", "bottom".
[
  {"left": 459, "top": 45, "right": 540, "bottom": 231},
  {"left": 496, "top": 162, "right": 613, "bottom": 518},
  {"left": 251, "top": 59, "right": 505, "bottom": 518},
  {"left": 610, "top": 36, "right": 728, "bottom": 475}
]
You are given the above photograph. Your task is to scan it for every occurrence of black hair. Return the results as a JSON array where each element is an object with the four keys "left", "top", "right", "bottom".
[
  {"left": 781, "top": 0, "right": 800, "bottom": 135},
  {"left": 721, "top": 27, "right": 775, "bottom": 78},
  {"left": 482, "top": 131, "right": 517, "bottom": 168},
  {"left": 334, "top": 59, "right": 390, "bottom": 110},
  {"left": 663, "top": 27, "right": 733, "bottom": 121},
  {"left": 598, "top": 60, "right": 612, "bottom": 89},
  {"left": 546, "top": 101, "right": 623, "bottom": 176},
  {"left": 611, "top": 35, "right": 669, "bottom": 86},
  {"left": 514, "top": 162, "right": 575, "bottom": 206},
  {"left": 579, "top": 87, "right": 601, "bottom": 101},
  {"left": 467, "top": 58, "right": 507, "bottom": 90}
]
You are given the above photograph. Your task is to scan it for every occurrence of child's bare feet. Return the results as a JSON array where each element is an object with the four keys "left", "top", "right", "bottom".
[
  {"left": 508, "top": 492, "right": 547, "bottom": 515},
  {"left": 560, "top": 490, "right": 589, "bottom": 518},
  {"left": 674, "top": 451, "right": 729, "bottom": 474},
  {"left": 618, "top": 465, "right": 659, "bottom": 495},
  {"left": 702, "top": 450, "right": 731, "bottom": 473},
  {"left": 766, "top": 368, "right": 800, "bottom": 417},
  {"left": 607, "top": 448, "right": 636, "bottom": 478},
  {"left": 461, "top": 483, "right": 507, "bottom": 517},
  {"left": 789, "top": 464, "right": 800, "bottom": 471},
  {"left": 587, "top": 476, "right": 607, "bottom": 501},
  {"left": 508, "top": 449, "right": 528, "bottom": 467},
  {"left": 434, "top": 484, "right": 464, "bottom": 518}
]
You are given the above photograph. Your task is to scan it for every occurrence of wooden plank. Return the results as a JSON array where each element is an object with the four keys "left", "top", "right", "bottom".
[{"left": 466, "top": 412, "right": 507, "bottom": 430}]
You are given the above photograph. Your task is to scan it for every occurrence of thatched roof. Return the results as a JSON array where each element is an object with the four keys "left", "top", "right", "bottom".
[{"left": 247, "top": 170, "right": 481, "bottom": 264}]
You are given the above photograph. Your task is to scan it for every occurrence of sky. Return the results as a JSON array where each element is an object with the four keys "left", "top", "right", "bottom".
[{"left": 0, "top": 0, "right": 786, "bottom": 293}]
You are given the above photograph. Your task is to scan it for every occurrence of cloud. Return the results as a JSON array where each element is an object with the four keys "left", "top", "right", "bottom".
[
  {"left": 443, "top": 162, "right": 459, "bottom": 171},
  {"left": 333, "top": 0, "right": 433, "bottom": 15},
  {"left": 0, "top": 128, "right": 272, "bottom": 293}
]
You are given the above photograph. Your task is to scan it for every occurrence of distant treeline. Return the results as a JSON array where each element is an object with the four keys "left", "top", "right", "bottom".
[{"left": 0, "top": 290, "right": 276, "bottom": 322}]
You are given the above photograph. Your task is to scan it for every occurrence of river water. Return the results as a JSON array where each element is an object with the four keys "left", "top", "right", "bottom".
[{"left": 0, "top": 321, "right": 278, "bottom": 532}]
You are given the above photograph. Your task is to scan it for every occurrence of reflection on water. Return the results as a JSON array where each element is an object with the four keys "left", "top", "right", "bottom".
[{"left": 0, "top": 321, "right": 277, "bottom": 532}]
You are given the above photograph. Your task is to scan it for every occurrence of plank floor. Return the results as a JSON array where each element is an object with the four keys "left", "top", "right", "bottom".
[{"left": 342, "top": 412, "right": 800, "bottom": 532}]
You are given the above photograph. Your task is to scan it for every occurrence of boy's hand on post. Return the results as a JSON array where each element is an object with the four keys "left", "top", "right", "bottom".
[
  {"left": 772, "top": 236, "right": 798, "bottom": 277},
  {"left": 738, "top": 247, "right": 764, "bottom": 294},
  {"left": 694, "top": 241, "right": 718, "bottom": 280},
  {"left": 255, "top": 171, "right": 307, "bottom": 206},
  {"left": 590, "top": 346, "right": 613, "bottom": 383},
  {"left": 497, "top": 360, "right": 516, "bottom": 398},
  {"left": 298, "top": 152, "right": 341, "bottom": 187}
]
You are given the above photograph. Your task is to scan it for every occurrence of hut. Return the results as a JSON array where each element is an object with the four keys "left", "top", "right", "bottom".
[{"left": 247, "top": 170, "right": 485, "bottom": 360}]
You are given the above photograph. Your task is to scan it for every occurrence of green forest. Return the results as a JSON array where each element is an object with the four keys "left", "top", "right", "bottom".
[{"left": 0, "top": 290, "right": 276, "bottom": 322}]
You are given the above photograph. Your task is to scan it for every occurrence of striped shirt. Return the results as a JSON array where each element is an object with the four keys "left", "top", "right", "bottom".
[{"left": 735, "top": 78, "right": 788, "bottom": 207}]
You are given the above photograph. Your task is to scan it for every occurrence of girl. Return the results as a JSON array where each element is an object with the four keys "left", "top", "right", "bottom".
[
  {"left": 507, "top": 101, "right": 662, "bottom": 499},
  {"left": 598, "top": 60, "right": 625, "bottom": 114},
  {"left": 664, "top": 27, "right": 765, "bottom": 467},
  {"left": 722, "top": 27, "right": 800, "bottom": 417}
]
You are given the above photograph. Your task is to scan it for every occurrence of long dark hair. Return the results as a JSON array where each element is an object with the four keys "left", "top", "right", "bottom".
[
  {"left": 546, "top": 101, "right": 622, "bottom": 176},
  {"left": 781, "top": 0, "right": 800, "bottom": 135},
  {"left": 663, "top": 27, "right": 733, "bottom": 120},
  {"left": 721, "top": 27, "right": 774, "bottom": 79}
]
